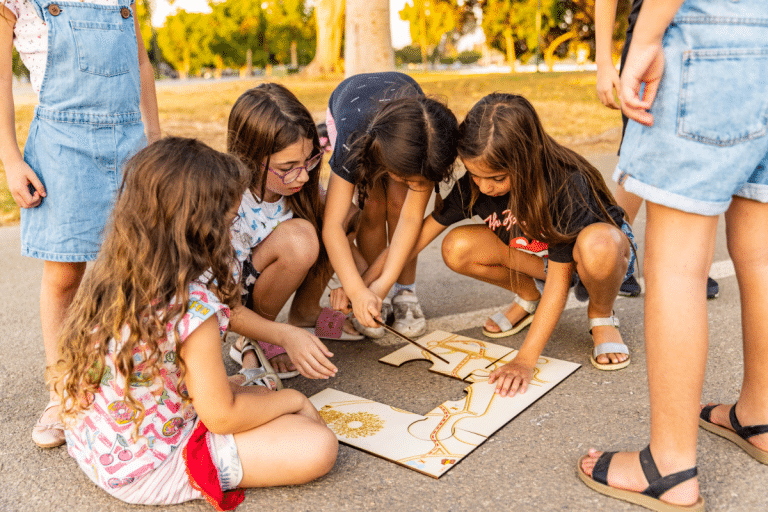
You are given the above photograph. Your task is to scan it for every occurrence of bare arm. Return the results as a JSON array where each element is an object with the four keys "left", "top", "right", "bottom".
[
  {"left": 0, "top": 8, "right": 45, "bottom": 208},
  {"left": 620, "top": 0, "right": 685, "bottom": 126},
  {"left": 362, "top": 214, "right": 448, "bottom": 287},
  {"left": 323, "top": 172, "right": 382, "bottom": 327},
  {"left": 488, "top": 260, "right": 574, "bottom": 396},
  {"left": 132, "top": 4, "right": 160, "bottom": 144},
  {"left": 368, "top": 185, "right": 432, "bottom": 297},
  {"left": 594, "top": 0, "right": 622, "bottom": 109},
  {"left": 182, "top": 316, "right": 316, "bottom": 435}
]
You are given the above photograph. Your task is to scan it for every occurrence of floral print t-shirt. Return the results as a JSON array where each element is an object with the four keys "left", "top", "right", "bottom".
[{"left": 64, "top": 281, "right": 230, "bottom": 493}]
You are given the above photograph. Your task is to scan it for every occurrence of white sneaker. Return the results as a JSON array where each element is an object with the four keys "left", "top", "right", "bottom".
[
  {"left": 350, "top": 297, "right": 392, "bottom": 338},
  {"left": 392, "top": 290, "right": 427, "bottom": 337}
]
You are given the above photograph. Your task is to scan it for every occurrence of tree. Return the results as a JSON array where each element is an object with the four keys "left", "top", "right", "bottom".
[
  {"left": 156, "top": 10, "right": 216, "bottom": 77},
  {"left": 399, "top": 0, "right": 457, "bottom": 67},
  {"left": 345, "top": 0, "right": 395, "bottom": 76},
  {"left": 304, "top": 0, "right": 344, "bottom": 75}
]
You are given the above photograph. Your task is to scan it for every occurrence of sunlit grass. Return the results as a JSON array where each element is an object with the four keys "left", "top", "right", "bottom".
[{"left": 1, "top": 71, "right": 621, "bottom": 224}]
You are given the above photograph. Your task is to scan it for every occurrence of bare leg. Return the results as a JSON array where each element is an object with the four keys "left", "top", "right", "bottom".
[
  {"left": 235, "top": 413, "right": 338, "bottom": 487},
  {"left": 385, "top": 176, "right": 417, "bottom": 286},
  {"left": 702, "top": 196, "right": 768, "bottom": 450},
  {"left": 572, "top": 222, "right": 630, "bottom": 364},
  {"left": 613, "top": 184, "right": 643, "bottom": 225},
  {"left": 356, "top": 181, "right": 388, "bottom": 267},
  {"left": 240, "top": 219, "right": 319, "bottom": 373},
  {"left": 441, "top": 225, "right": 544, "bottom": 331},
  {"left": 581, "top": 203, "right": 716, "bottom": 506},
  {"left": 39, "top": 261, "right": 86, "bottom": 424}
]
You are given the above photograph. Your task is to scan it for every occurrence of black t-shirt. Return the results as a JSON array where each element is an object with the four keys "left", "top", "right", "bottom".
[
  {"left": 432, "top": 173, "right": 625, "bottom": 263},
  {"left": 328, "top": 72, "right": 422, "bottom": 184}
]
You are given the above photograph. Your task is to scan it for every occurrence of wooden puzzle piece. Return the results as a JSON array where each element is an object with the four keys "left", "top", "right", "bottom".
[
  {"left": 311, "top": 331, "right": 581, "bottom": 478},
  {"left": 379, "top": 330, "right": 519, "bottom": 382}
]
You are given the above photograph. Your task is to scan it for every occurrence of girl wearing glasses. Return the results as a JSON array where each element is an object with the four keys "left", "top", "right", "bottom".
[
  {"left": 323, "top": 72, "right": 459, "bottom": 337},
  {"left": 224, "top": 84, "right": 339, "bottom": 385}
]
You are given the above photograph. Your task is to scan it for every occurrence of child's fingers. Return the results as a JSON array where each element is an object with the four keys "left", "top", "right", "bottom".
[{"left": 26, "top": 170, "right": 46, "bottom": 198}]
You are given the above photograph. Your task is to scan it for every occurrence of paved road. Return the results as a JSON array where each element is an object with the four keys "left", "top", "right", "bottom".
[{"left": 0, "top": 155, "right": 764, "bottom": 512}]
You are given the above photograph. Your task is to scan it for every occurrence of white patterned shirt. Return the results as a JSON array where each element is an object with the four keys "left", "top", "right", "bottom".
[{"left": 4, "top": 0, "right": 125, "bottom": 94}]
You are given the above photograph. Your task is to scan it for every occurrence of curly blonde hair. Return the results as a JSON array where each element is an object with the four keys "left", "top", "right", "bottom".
[{"left": 53, "top": 138, "right": 247, "bottom": 432}]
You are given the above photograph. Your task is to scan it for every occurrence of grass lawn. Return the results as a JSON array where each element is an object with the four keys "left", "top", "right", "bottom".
[{"left": 1, "top": 71, "right": 622, "bottom": 224}]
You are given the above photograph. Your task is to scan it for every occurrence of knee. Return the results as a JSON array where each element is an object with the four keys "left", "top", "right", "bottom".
[
  {"left": 273, "top": 219, "right": 320, "bottom": 269},
  {"left": 303, "top": 425, "right": 338, "bottom": 481},
  {"left": 441, "top": 229, "right": 474, "bottom": 272},
  {"left": 42, "top": 262, "right": 86, "bottom": 294},
  {"left": 575, "top": 225, "right": 626, "bottom": 279}
]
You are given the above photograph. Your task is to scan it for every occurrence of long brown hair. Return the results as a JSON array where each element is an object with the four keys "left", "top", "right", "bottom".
[
  {"left": 54, "top": 138, "right": 247, "bottom": 430},
  {"left": 227, "top": 83, "right": 328, "bottom": 275},
  {"left": 458, "top": 93, "right": 623, "bottom": 245},
  {"left": 344, "top": 95, "right": 459, "bottom": 207}
]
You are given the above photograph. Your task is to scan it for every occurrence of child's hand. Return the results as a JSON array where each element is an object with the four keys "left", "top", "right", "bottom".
[
  {"left": 5, "top": 160, "right": 46, "bottom": 208},
  {"left": 280, "top": 325, "right": 337, "bottom": 379},
  {"left": 349, "top": 287, "right": 382, "bottom": 328},
  {"left": 329, "top": 287, "right": 352, "bottom": 314},
  {"left": 488, "top": 358, "right": 534, "bottom": 397}
]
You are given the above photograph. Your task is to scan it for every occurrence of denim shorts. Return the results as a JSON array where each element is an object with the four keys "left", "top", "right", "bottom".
[{"left": 615, "top": 0, "right": 768, "bottom": 216}]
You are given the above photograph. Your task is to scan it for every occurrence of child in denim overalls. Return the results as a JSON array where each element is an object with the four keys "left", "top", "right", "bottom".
[{"left": 0, "top": 0, "right": 160, "bottom": 448}]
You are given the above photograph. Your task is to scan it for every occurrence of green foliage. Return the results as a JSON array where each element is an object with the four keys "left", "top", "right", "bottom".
[
  {"left": 455, "top": 50, "right": 481, "bottom": 65},
  {"left": 155, "top": 0, "right": 316, "bottom": 76},
  {"left": 399, "top": 0, "right": 457, "bottom": 63},
  {"left": 395, "top": 45, "right": 423, "bottom": 65},
  {"left": 12, "top": 49, "right": 29, "bottom": 80}
]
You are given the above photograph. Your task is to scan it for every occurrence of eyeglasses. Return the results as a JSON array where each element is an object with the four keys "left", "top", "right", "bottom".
[{"left": 263, "top": 152, "right": 323, "bottom": 185}]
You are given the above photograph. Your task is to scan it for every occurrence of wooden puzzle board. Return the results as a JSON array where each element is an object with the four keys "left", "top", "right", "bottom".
[{"left": 310, "top": 330, "right": 580, "bottom": 478}]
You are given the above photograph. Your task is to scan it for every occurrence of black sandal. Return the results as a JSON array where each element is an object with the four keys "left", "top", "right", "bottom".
[
  {"left": 578, "top": 445, "right": 704, "bottom": 511},
  {"left": 700, "top": 403, "right": 768, "bottom": 464}
]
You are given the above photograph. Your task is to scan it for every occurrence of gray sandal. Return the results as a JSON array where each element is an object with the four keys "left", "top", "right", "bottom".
[
  {"left": 589, "top": 315, "right": 630, "bottom": 371},
  {"left": 482, "top": 295, "right": 539, "bottom": 338}
]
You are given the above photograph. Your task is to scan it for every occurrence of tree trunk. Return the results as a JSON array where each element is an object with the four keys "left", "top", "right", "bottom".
[
  {"left": 345, "top": 0, "right": 395, "bottom": 76},
  {"left": 304, "top": 0, "right": 345, "bottom": 76}
]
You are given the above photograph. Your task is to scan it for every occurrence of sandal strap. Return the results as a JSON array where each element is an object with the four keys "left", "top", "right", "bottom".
[
  {"left": 513, "top": 295, "right": 539, "bottom": 314},
  {"left": 489, "top": 311, "right": 514, "bottom": 333},
  {"left": 592, "top": 342, "right": 629, "bottom": 358},
  {"left": 639, "top": 445, "right": 698, "bottom": 499},
  {"left": 591, "top": 451, "right": 615, "bottom": 486},
  {"left": 589, "top": 315, "right": 620, "bottom": 333},
  {"left": 729, "top": 403, "right": 768, "bottom": 440}
]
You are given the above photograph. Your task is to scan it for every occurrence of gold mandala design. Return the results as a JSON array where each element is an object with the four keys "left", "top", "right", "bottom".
[{"left": 321, "top": 407, "right": 384, "bottom": 438}]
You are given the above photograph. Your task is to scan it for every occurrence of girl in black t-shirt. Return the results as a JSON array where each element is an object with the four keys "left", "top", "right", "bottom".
[
  {"left": 372, "top": 94, "right": 636, "bottom": 394},
  {"left": 458, "top": 93, "right": 635, "bottom": 395}
]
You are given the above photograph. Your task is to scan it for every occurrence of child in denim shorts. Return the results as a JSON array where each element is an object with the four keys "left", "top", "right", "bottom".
[{"left": 580, "top": 1, "right": 768, "bottom": 510}]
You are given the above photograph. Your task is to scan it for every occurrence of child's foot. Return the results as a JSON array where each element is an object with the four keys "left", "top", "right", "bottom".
[
  {"left": 392, "top": 290, "right": 426, "bottom": 337},
  {"left": 32, "top": 400, "right": 65, "bottom": 448},
  {"left": 588, "top": 315, "right": 630, "bottom": 370},
  {"left": 579, "top": 447, "right": 702, "bottom": 509},
  {"left": 699, "top": 403, "right": 768, "bottom": 458},
  {"left": 231, "top": 337, "right": 298, "bottom": 379},
  {"left": 483, "top": 303, "right": 529, "bottom": 333},
  {"left": 482, "top": 295, "right": 539, "bottom": 338}
]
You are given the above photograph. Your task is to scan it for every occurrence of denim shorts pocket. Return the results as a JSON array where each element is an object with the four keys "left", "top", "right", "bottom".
[
  {"left": 677, "top": 48, "right": 768, "bottom": 146},
  {"left": 70, "top": 20, "right": 129, "bottom": 77}
]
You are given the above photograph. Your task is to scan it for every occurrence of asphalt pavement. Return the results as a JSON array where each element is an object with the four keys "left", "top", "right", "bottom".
[{"left": 0, "top": 154, "right": 765, "bottom": 512}]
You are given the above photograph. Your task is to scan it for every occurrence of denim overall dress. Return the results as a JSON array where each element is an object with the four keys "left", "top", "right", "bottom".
[{"left": 21, "top": 0, "right": 145, "bottom": 261}]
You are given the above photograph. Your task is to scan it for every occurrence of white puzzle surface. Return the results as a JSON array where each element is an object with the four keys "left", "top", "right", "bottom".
[{"left": 310, "top": 330, "right": 580, "bottom": 478}]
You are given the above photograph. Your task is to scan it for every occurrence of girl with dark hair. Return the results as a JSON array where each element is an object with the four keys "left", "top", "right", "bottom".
[
  {"left": 383, "top": 93, "right": 636, "bottom": 393},
  {"left": 56, "top": 138, "right": 337, "bottom": 508},
  {"left": 225, "top": 83, "right": 345, "bottom": 384},
  {"left": 323, "top": 72, "right": 459, "bottom": 338}
]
